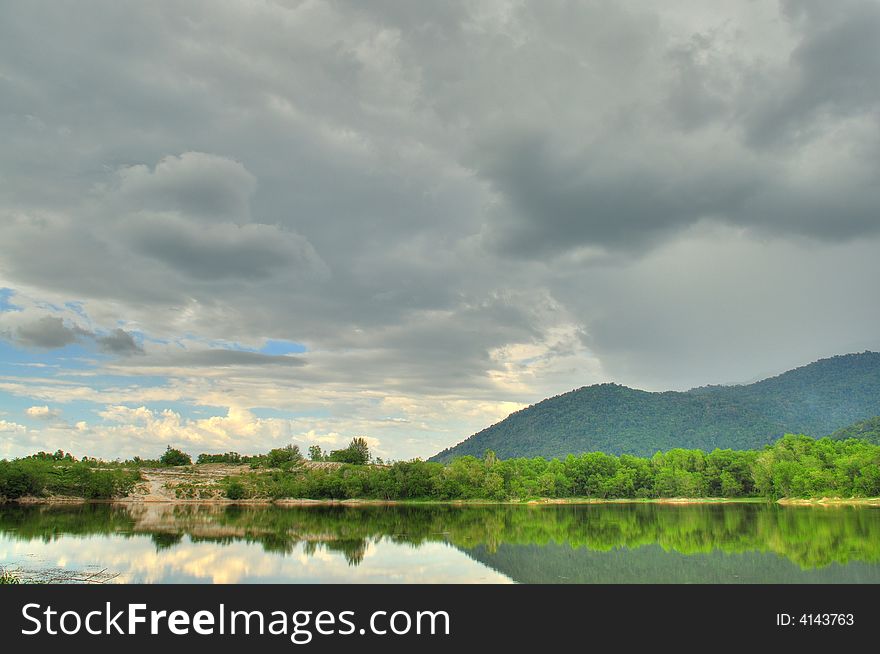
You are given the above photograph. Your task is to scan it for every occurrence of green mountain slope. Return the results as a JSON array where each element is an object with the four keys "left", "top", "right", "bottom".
[
  {"left": 430, "top": 351, "right": 880, "bottom": 461},
  {"left": 711, "top": 352, "right": 880, "bottom": 436}
]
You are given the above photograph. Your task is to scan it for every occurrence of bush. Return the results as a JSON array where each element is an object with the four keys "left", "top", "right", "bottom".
[
  {"left": 160, "top": 446, "right": 192, "bottom": 467},
  {"left": 224, "top": 480, "right": 248, "bottom": 500},
  {"left": 82, "top": 470, "right": 138, "bottom": 499}
]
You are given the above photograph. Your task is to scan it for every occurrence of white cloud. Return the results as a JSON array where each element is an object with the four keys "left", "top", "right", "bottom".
[
  {"left": 25, "top": 405, "right": 61, "bottom": 419},
  {"left": 0, "top": 419, "right": 27, "bottom": 433},
  {"left": 0, "top": 404, "right": 392, "bottom": 461}
]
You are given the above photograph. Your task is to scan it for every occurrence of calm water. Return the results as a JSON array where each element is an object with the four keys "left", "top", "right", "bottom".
[{"left": 1, "top": 503, "right": 879, "bottom": 583}]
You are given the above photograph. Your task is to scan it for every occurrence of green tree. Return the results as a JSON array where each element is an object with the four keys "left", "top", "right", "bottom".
[
  {"left": 266, "top": 444, "right": 303, "bottom": 467},
  {"left": 160, "top": 446, "right": 192, "bottom": 467},
  {"left": 350, "top": 437, "right": 371, "bottom": 464},
  {"left": 328, "top": 438, "right": 371, "bottom": 465},
  {"left": 719, "top": 470, "right": 743, "bottom": 497},
  {"left": 481, "top": 471, "right": 506, "bottom": 500}
]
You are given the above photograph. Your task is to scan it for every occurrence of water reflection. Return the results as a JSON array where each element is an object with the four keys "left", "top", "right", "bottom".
[{"left": 1, "top": 503, "right": 879, "bottom": 583}]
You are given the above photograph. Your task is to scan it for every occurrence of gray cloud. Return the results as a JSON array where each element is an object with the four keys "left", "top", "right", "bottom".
[
  {"left": 466, "top": 1, "right": 880, "bottom": 257},
  {"left": 472, "top": 130, "right": 762, "bottom": 255},
  {"left": 119, "top": 211, "right": 324, "bottom": 282},
  {"left": 126, "top": 349, "right": 307, "bottom": 368},
  {"left": 758, "top": 0, "right": 880, "bottom": 142},
  {"left": 13, "top": 316, "right": 89, "bottom": 349},
  {"left": 112, "top": 152, "right": 257, "bottom": 221},
  {"left": 557, "top": 227, "right": 880, "bottom": 391},
  {"left": 96, "top": 328, "right": 144, "bottom": 356},
  {"left": 7, "top": 317, "right": 148, "bottom": 359}
]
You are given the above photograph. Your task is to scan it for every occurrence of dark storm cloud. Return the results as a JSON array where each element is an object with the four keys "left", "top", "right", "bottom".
[
  {"left": 471, "top": 131, "right": 761, "bottom": 255},
  {"left": 468, "top": 1, "right": 880, "bottom": 258},
  {"left": 746, "top": 0, "right": 880, "bottom": 146}
]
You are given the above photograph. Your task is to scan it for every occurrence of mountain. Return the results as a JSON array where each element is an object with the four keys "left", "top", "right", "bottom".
[{"left": 430, "top": 352, "right": 880, "bottom": 461}]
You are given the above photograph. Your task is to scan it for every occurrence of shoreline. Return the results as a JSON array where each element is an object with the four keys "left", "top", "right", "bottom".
[
  {"left": 5, "top": 496, "right": 879, "bottom": 507},
  {"left": 776, "top": 497, "right": 880, "bottom": 506}
]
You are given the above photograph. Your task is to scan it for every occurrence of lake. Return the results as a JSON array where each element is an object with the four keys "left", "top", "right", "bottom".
[{"left": 1, "top": 503, "right": 879, "bottom": 583}]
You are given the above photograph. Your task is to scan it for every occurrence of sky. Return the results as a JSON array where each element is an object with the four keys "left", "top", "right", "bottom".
[{"left": 1, "top": 0, "right": 879, "bottom": 461}]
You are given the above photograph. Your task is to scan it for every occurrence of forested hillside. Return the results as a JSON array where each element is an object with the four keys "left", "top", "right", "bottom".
[
  {"left": 431, "top": 352, "right": 880, "bottom": 461},
  {"left": 709, "top": 353, "right": 880, "bottom": 437}
]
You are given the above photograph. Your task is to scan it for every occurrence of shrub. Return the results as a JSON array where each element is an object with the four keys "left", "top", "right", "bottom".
[{"left": 224, "top": 480, "right": 248, "bottom": 500}]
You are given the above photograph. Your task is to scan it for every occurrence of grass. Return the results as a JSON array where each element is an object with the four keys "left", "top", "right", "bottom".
[{"left": 0, "top": 568, "right": 21, "bottom": 584}]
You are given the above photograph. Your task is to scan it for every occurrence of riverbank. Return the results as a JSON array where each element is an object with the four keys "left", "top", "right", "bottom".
[
  {"left": 5, "top": 465, "right": 879, "bottom": 505},
  {"left": 7, "top": 495, "right": 880, "bottom": 506},
  {"left": 777, "top": 497, "right": 880, "bottom": 506},
  {"left": 5, "top": 435, "right": 879, "bottom": 505}
]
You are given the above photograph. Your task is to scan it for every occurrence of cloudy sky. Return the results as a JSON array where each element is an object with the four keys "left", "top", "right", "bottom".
[{"left": 1, "top": 0, "right": 879, "bottom": 460}]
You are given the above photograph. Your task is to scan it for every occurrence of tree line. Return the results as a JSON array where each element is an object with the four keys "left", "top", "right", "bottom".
[
  {"left": 224, "top": 434, "right": 880, "bottom": 501},
  {"left": 0, "top": 438, "right": 374, "bottom": 500},
  {"left": 1, "top": 434, "right": 878, "bottom": 501},
  {"left": 0, "top": 452, "right": 139, "bottom": 499},
  {"left": 195, "top": 437, "right": 374, "bottom": 466}
]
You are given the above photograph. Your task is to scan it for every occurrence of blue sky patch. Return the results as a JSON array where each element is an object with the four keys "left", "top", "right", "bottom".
[
  {"left": 0, "top": 288, "right": 22, "bottom": 312},
  {"left": 260, "top": 339, "right": 307, "bottom": 356},
  {"left": 0, "top": 339, "right": 98, "bottom": 373}
]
